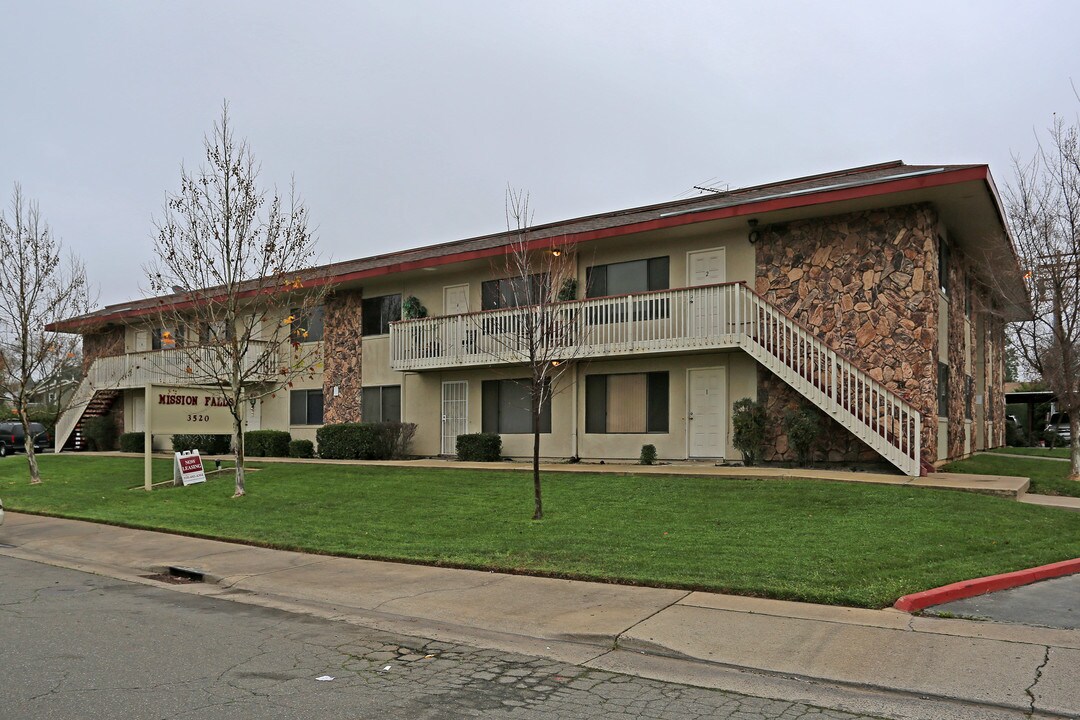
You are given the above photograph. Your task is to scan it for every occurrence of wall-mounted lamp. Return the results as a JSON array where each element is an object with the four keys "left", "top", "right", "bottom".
[
  {"left": 747, "top": 219, "right": 760, "bottom": 245},
  {"left": 551, "top": 249, "right": 563, "bottom": 257}
]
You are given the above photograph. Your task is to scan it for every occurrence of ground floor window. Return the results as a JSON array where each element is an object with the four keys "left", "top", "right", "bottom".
[
  {"left": 585, "top": 372, "right": 668, "bottom": 433},
  {"left": 362, "top": 385, "right": 401, "bottom": 423},
  {"left": 290, "top": 389, "right": 324, "bottom": 425},
  {"left": 482, "top": 379, "right": 551, "bottom": 434},
  {"left": 937, "top": 363, "right": 949, "bottom": 416}
]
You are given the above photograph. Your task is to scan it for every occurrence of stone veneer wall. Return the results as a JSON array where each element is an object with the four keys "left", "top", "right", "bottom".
[
  {"left": 81, "top": 326, "right": 125, "bottom": 374},
  {"left": 321, "top": 289, "right": 364, "bottom": 424},
  {"left": 985, "top": 312, "right": 1006, "bottom": 447},
  {"left": 945, "top": 245, "right": 973, "bottom": 459},
  {"left": 755, "top": 204, "right": 939, "bottom": 466}
]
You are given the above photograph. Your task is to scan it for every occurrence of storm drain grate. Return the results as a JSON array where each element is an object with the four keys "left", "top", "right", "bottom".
[{"left": 144, "top": 566, "right": 206, "bottom": 584}]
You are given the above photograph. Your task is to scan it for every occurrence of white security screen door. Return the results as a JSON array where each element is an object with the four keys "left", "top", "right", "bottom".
[
  {"left": 687, "top": 367, "right": 726, "bottom": 458},
  {"left": 441, "top": 381, "right": 468, "bottom": 455}
]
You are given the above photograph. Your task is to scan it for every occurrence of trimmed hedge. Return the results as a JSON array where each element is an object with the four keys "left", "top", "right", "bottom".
[
  {"left": 82, "top": 416, "right": 117, "bottom": 451},
  {"left": 244, "top": 430, "right": 292, "bottom": 457},
  {"left": 316, "top": 422, "right": 417, "bottom": 460},
  {"left": 289, "top": 439, "right": 315, "bottom": 459},
  {"left": 172, "top": 434, "right": 232, "bottom": 455},
  {"left": 119, "top": 432, "right": 145, "bottom": 453},
  {"left": 456, "top": 433, "right": 501, "bottom": 462}
]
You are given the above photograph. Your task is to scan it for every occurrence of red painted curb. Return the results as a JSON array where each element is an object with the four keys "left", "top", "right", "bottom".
[{"left": 893, "top": 558, "right": 1080, "bottom": 612}]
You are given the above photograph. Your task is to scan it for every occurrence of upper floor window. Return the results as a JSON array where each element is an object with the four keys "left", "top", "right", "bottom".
[
  {"left": 937, "top": 362, "right": 949, "bottom": 416},
  {"left": 199, "top": 320, "right": 234, "bottom": 345},
  {"left": 291, "top": 306, "right": 325, "bottom": 343},
  {"left": 362, "top": 294, "right": 401, "bottom": 335},
  {"left": 586, "top": 257, "right": 669, "bottom": 298},
  {"left": 152, "top": 326, "right": 184, "bottom": 350},
  {"left": 482, "top": 274, "right": 549, "bottom": 311}
]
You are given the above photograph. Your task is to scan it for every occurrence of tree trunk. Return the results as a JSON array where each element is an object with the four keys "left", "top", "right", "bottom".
[
  {"left": 19, "top": 407, "right": 41, "bottom": 485},
  {"left": 532, "top": 394, "right": 542, "bottom": 521},
  {"left": 232, "top": 414, "right": 246, "bottom": 497},
  {"left": 1071, "top": 416, "right": 1080, "bottom": 482}
]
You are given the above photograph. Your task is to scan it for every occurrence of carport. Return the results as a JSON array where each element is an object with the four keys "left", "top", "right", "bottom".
[{"left": 1004, "top": 389, "right": 1056, "bottom": 439}]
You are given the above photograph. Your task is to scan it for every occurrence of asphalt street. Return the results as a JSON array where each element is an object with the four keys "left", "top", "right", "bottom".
[
  {"left": 0, "top": 556, "right": 883, "bottom": 720},
  {"left": 926, "top": 575, "right": 1080, "bottom": 630}
]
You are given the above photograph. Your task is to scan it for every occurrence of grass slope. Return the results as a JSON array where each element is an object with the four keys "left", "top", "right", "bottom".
[
  {"left": 945, "top": 453, "right": 1080, "bottom": 498},
  {"left": 3, "top": 455, "right": 1080, "bottom": 608}
]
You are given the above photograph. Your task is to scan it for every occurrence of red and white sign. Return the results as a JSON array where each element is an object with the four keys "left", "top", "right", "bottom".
[{"left": 174, "top": 450, "right": 207, "bottom": 486}]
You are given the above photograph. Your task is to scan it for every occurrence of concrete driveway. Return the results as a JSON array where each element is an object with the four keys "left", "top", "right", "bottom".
[{"left": 926, "top": 575, "right": 1080, "bottom": 629}]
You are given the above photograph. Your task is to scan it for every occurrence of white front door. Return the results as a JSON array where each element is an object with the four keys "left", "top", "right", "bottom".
[
  {"left": 443, "top": 284, "right": 469, "bottom": 315},
  {"left": 441, "top": 381, "right": 468, "bottom": 455},
  {"left": 686, "top": 248, "right": 727, "bottom": 338},
  {"left": 687, "top": 367, "right": 726, "bottom": 458},
  {"left": 687, "top": 247, "right": 726, "bottom": 287}
]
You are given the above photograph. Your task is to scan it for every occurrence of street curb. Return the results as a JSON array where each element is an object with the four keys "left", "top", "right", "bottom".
[{"left": 893, "top": 557, "right": 1080, "bottom": 612}]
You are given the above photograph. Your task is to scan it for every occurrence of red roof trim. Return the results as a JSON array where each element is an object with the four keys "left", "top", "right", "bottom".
[{"left": 53, "top": 165, "right": 990, "bottom": 331}]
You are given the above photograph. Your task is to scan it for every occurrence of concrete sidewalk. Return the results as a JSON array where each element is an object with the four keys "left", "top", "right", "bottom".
[
  {"left": 90, "top": 450, "right": 1034, "bottom": 498},
  {"left": 2, "top": 512, "right": 1077, "bottom": 720}
]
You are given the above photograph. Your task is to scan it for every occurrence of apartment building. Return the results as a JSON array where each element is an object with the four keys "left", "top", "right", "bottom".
[{"left": 53, "top": 161, "right": 1030, "bottom": 475}]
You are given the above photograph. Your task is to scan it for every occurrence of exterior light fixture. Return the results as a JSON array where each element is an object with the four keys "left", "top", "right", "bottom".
[
  {"left": 551, "top": 249, "right": 563, "bottom": 257},
  {"left": 747, "top": 219, "right": 760, "bottom": 244}
]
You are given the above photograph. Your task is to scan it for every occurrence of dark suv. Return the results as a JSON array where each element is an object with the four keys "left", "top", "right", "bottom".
[{"left": 0, "top": 421, "right": 50, "bottom": 457}]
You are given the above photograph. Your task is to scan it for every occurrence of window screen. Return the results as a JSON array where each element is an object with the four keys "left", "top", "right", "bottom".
[
  {"left": 362, "top": 385, "right": 401, "bottom": 423},
  {"left": 361, "top": 295, "right": 402, "bottom": 335},
  {"left": 290, "top": 389, "right": 324, "bottom": 425},
  {"left": 585, "top": 372, "right": 668, "bottom": 433},
  {"left": 481, "top": 379, "right": 551, "bottom": 434}
]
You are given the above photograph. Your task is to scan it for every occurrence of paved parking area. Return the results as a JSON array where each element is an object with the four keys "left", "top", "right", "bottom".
[{"left": 926, "top": 575, "right": 1080, "bottom": 629}]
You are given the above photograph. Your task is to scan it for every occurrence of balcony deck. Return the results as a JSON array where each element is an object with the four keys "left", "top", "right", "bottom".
[
  {"left": 389, "top": 283, "right": 748, "bottom": 372},
  {"left": 87, "top": 341, "right": 281, "bottom": 389}
]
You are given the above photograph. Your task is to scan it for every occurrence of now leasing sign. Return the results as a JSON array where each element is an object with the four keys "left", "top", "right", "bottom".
[
  {"left": 143, "top": 384, "right": 238, "bottom": 491},
  {"left": 174, "top": 450, "right": 207, "bottom": 486}
]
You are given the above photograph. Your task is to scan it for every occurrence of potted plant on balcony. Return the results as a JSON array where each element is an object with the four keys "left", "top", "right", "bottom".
[{"left": 402, "top": 295, "right": 427, "bottom": 320}]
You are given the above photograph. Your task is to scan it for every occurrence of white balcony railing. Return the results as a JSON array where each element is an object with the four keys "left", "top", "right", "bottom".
[
  {"left": 87, "top": 340, "right": 280, "bottom": 389},
  {"left": 389, "top": 282, "right": 921, "bottom": 475},
  {"left": 53, "top": 341, "right": 281, "bottom": 452}
]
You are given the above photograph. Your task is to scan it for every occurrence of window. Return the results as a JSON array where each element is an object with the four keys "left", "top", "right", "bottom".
[
  {"left": 937, "top": 363, "right": 949, "bottom": 416},
  {"left": 585, "top": 257, "right": 668, "bottom": 298},
  {"left": 290, "top": 389, "right": 324, "bottom": 425},
  {"left": 585, "top": 372, "right": 668, "bottom": 433},
  {"left": 481, "top": 274, "right": 549, "bottom": 311},
  {"left": 199, "top": 320, "right": 234, "bottom": 345},
  {"left": 362, "top": 385, "right": 401, "bottom": 423},
  {"left": 152, "top": 326, "right": 184, "bottom": 350},
  {"left": 482, "top": 379, "right": 551, "bottom": 434},
  {"left": 291, "top": 306, "right": 325, "bottom": 343},
  {"left": 362, "top": 294, "right": 401, "bottom": 335},
  {"left": 938, "top": 236, "right": 950, "bottom": 295}
]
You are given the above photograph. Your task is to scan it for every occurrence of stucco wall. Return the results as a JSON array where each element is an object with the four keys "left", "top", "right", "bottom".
[{"left": 754, "top": 204, "right": 940, "bottom": 466}]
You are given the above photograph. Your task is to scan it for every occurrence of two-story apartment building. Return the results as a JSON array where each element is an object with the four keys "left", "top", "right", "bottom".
[{"left": 53, "top": 161, "right": 1030, "bottom": 475}]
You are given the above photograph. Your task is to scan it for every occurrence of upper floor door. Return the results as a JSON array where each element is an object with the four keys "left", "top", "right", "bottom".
[
  {"left": 443, "top": 284, "right": 469, "bottom": 315},
  {"left": 687, "top": 247, "right": 726, "bottom": 287}
]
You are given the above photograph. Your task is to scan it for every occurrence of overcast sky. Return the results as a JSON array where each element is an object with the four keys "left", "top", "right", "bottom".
[{"left": 3, "top": 1, "right": 1078, "bottom": 308}]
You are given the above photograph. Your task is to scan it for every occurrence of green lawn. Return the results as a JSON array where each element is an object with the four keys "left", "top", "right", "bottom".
[
  {"left": 945, "top": 453, "right": 1080, "bottom": 498},
  {"left": 990, "top": 446, "right": 1071, "bottom": 460},
  {"left": 3, "top": 455, "right": 1080, "bottom": 609}
]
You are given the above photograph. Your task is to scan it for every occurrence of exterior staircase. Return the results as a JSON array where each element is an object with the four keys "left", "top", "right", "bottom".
[
  {"left": 391, "top": 281, "right": 923, "bottom": 476},
  {"left": 66, "top": 390, "right": 121, "bottom": 450}
]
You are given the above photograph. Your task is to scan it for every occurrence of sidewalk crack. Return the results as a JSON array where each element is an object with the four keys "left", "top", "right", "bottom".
[
  {"left": 612, "top": 590, "right": 692, "bottom": 650},
  {"left": 368, "top": 574, "right": 511, "bottom": 611},
  {"left": 1024, "top": 645, "right": 1050, "bottom": 715}
]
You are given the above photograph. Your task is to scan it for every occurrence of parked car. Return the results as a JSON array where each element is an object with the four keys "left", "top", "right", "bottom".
[
  {"left": 0, "top": 421, "right": 51, "bottom": 457},
  {"left": 1045, "top": 413, "right": 1071, "bottom": 443}
]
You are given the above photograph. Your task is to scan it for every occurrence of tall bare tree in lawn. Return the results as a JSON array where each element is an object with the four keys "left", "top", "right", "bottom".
[
  {"left": 483, "top": 188, "right": 583, "bottom": 519},
  {"left": 146, "top": 103, "right": 328, "bottom": 497},
  {"left": 0, "top": 184, "right": 93, "bottom": 483},
  {"left": 1005, "top": 111, "right": 1080, "bottom": 480}
]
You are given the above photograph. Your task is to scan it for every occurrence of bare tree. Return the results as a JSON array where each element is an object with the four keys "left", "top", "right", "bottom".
[
  {"left": 1005, "top": 112, "right": 1080, "bottom": 479},
  {"left": 146, "top": 103, "right": 328, "bottom": 497},
  {"left": 481, "top": 188, "right": 584, "bottom": 519},
  {"left": 0, "top": 184, "right": 93, "bottom": 483}
]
